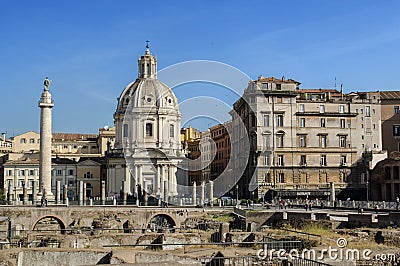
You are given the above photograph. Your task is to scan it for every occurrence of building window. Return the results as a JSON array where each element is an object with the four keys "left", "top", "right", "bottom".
[
  {"left": 277, "top": 114, "right": 284, "bottom": 127},
  {"left": 276, "top": 84, "right": 282, "bottom": 90},
  {"left": 365, "top": 106, "right": 371, "bottom": 117},
  {"left": 263, "top": 114, "right": 270, "bottom": 127},
  {"left": 320, "top": 118, "right": 326, "bottom": 128},
  {"left": 319, "top": 105, "right": 325, "bottom": 113},
  {"left": 145, "top": 123, "right": 153, "bottom": 137},
  {"left": 68, "top": 180, "right": 74, "bottom": 187},
  {"left": 169, "top": 124, "right": 175, "bottom": 138},
  {"left": 28, "top": 179, "right": 34, "bottom": 187},
  {"left": 278, "top": 155, "right": 284, "bottom": 166},
  {"left": 7, "top": 170, "right": 12, "bottom": 176},
  {"left": 264, "top": 153, "right": 271, "bottom": 166},
  {"left": 68, "top": 169, "right": 74, "bottom": 175},
  {"left": 385, "top": 166, "right": 391, "bottom": 179},
  {"left": 29, "top": 138, "right": 35, "bottom": 144},
  {"left": 20, "top": 138, "right": 26, "bottom": 144},
  {"left": 264, "top": 134, "right": 271, "bottom": 149},
  {"left": 299, "top": 135, "right": 306, "bottom": 147},
  {"left": 19, "top": 180, "right": 25, "bottom": 187},
  {"left": 393, "top": 125, "right": 400, "bottom": 136},
  {"left": 339, "top": 136, "right": 347, "bottom": 148},
  {"left": 395, "top": 106, "right": 399, "bottom": 114},
  {"left": 276, "top": 134, "right": 284, "bottom": 148},
  {"left": 320, "top": 135, "right": 327, "bottom": 148},
  {"left": 56, "top": 169, "right": 62, "bottom": 176},
  {"left": 300, "top": 155, "right": 307, "bottom": 166},
  {"left": 123, "top": 124, "right": 129, "bottom": 138},
  {"left": 299, "top": 104, "right": 305, "bottom": 113},
  {"left": 278, "top": 173, "right": 285, "bottom": 183},
  {"left": 339, "top": 105, "right": 344, "bottom": 113},
  {"left": 340, "top": 119, "right": 346, "bottom": 129},
  {"left": 20, "top": 170, "right": 25, "bottom": 176},
  {"left": 340, "top": 155, "right": 347, "bottom": 166},
  {"left": 262, "top": 83, "right": 268, "bottom": 90},
  {"left": 29, "top": 170, "right": 35, "bottom": 176},
  {"left": 299, "top": 118, "right": 305, "bottom": 127},
  {"left": 84, "top": 172, "right": 93, "bottom": 178},
  {"left": 321, "top": 155, "right": 327, "bottom": 166}
]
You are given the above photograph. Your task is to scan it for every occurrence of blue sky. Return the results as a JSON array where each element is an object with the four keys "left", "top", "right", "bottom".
[{"left": 1, "top": 0, "right": 400, "bottom": 135}]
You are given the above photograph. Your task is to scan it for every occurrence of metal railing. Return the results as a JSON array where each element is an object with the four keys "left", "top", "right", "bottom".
[
  {"left": 200, "top": 255, "right": 287, "bottom": 266},
  {"left": 291, "top": 257, "right": 332, "bottom": 266}
]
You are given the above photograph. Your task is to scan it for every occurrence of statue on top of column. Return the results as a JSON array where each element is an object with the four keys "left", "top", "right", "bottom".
[{"left": 44, "top": 77, "right": 51, "bottom": 91}]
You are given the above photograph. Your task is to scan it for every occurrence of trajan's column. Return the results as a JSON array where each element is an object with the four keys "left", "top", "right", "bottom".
[{"left": 38, "top": 77, "right": 54, "bottom": 200}]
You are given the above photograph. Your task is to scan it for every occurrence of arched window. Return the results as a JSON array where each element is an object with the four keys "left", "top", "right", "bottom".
[
  {"left": 20, "top": 138, "right": 26, "bottom": 144},
  {"left": 29, "top": 138, "right": 35, "bottom": 144},
  {"left": 146, "top": 123, "right": 153, "bottom": 137}
]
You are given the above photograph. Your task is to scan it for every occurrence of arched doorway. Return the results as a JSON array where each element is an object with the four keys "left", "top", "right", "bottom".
[
  {"left": 32, "top": 215, "right": 67, "bottom": 234},
  {"left": 148, "top": 214, "right": 176, "bottom": 232}
]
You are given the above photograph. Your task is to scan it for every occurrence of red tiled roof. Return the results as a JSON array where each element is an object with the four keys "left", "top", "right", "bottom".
[
  {"left": 298, "top": 89, "right": 340, "bottom": 94},
  {"left": 52, "top": 133, "right": 98, "bottom": 141}
]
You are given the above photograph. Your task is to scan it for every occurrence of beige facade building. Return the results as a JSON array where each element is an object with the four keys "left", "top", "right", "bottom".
[
  {"left": 11, "top": 131, "right": 40, "bottom": 153},
  {"left": 231, "top": 76, "right": 386, "bottom": 200},
  {"left": 200, "top": 130, "right": 212, "bottom": 184},
  {"left": 380, "top": 91, "right": 400, "bottom": 155},
  {"left": 3, "top": 154, "right": 104, "bottom": 203}
]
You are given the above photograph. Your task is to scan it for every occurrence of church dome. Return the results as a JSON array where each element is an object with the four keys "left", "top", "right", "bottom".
[
  {"left": 115, "top": 47, "right": 178, "bottom": 116},
  {"left": 113, "top": 45, "right": 181, "bottom": 151},
  {"left": 116, "top": 78, "right": 178, "bottom": 114}
]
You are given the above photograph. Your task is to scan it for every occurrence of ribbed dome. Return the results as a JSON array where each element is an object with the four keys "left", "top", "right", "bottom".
[
  {"left": 116, "top": 78, "right": 178, "bottom": 114},
  {"left": 113, "top": 46, "right": 182, "bottom": 152}
]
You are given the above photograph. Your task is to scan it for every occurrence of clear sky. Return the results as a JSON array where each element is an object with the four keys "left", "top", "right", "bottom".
[{"left": 1, "top": 0, "right": 400, "bottom": 136}]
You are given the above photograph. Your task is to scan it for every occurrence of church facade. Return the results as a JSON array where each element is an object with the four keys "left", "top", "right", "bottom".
[{"left": 107, "top": 46, "right": 187, "bottom": 204}]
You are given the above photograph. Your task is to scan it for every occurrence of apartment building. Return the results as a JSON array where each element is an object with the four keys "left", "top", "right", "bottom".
[
  {"left": 380, "top": 91, "right": 400, "bottom": 154},
  {"left": 230, "top": 76, "right": 386, "bottom": 200},
  {"left": 200, "top": 130, "right": 212, "bottom": 183}
]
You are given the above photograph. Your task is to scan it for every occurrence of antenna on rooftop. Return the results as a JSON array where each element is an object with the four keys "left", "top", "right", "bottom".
[{"left": 334, "top": 77, "right": 337, "bottom": 90}]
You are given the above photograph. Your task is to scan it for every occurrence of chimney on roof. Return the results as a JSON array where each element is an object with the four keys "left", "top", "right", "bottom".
[
  {"left": 282, "top": 76, "right": 285, "bottom": 81},
  {"left": 1, "top": 132, "right": 5, "bottom": 141}
]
